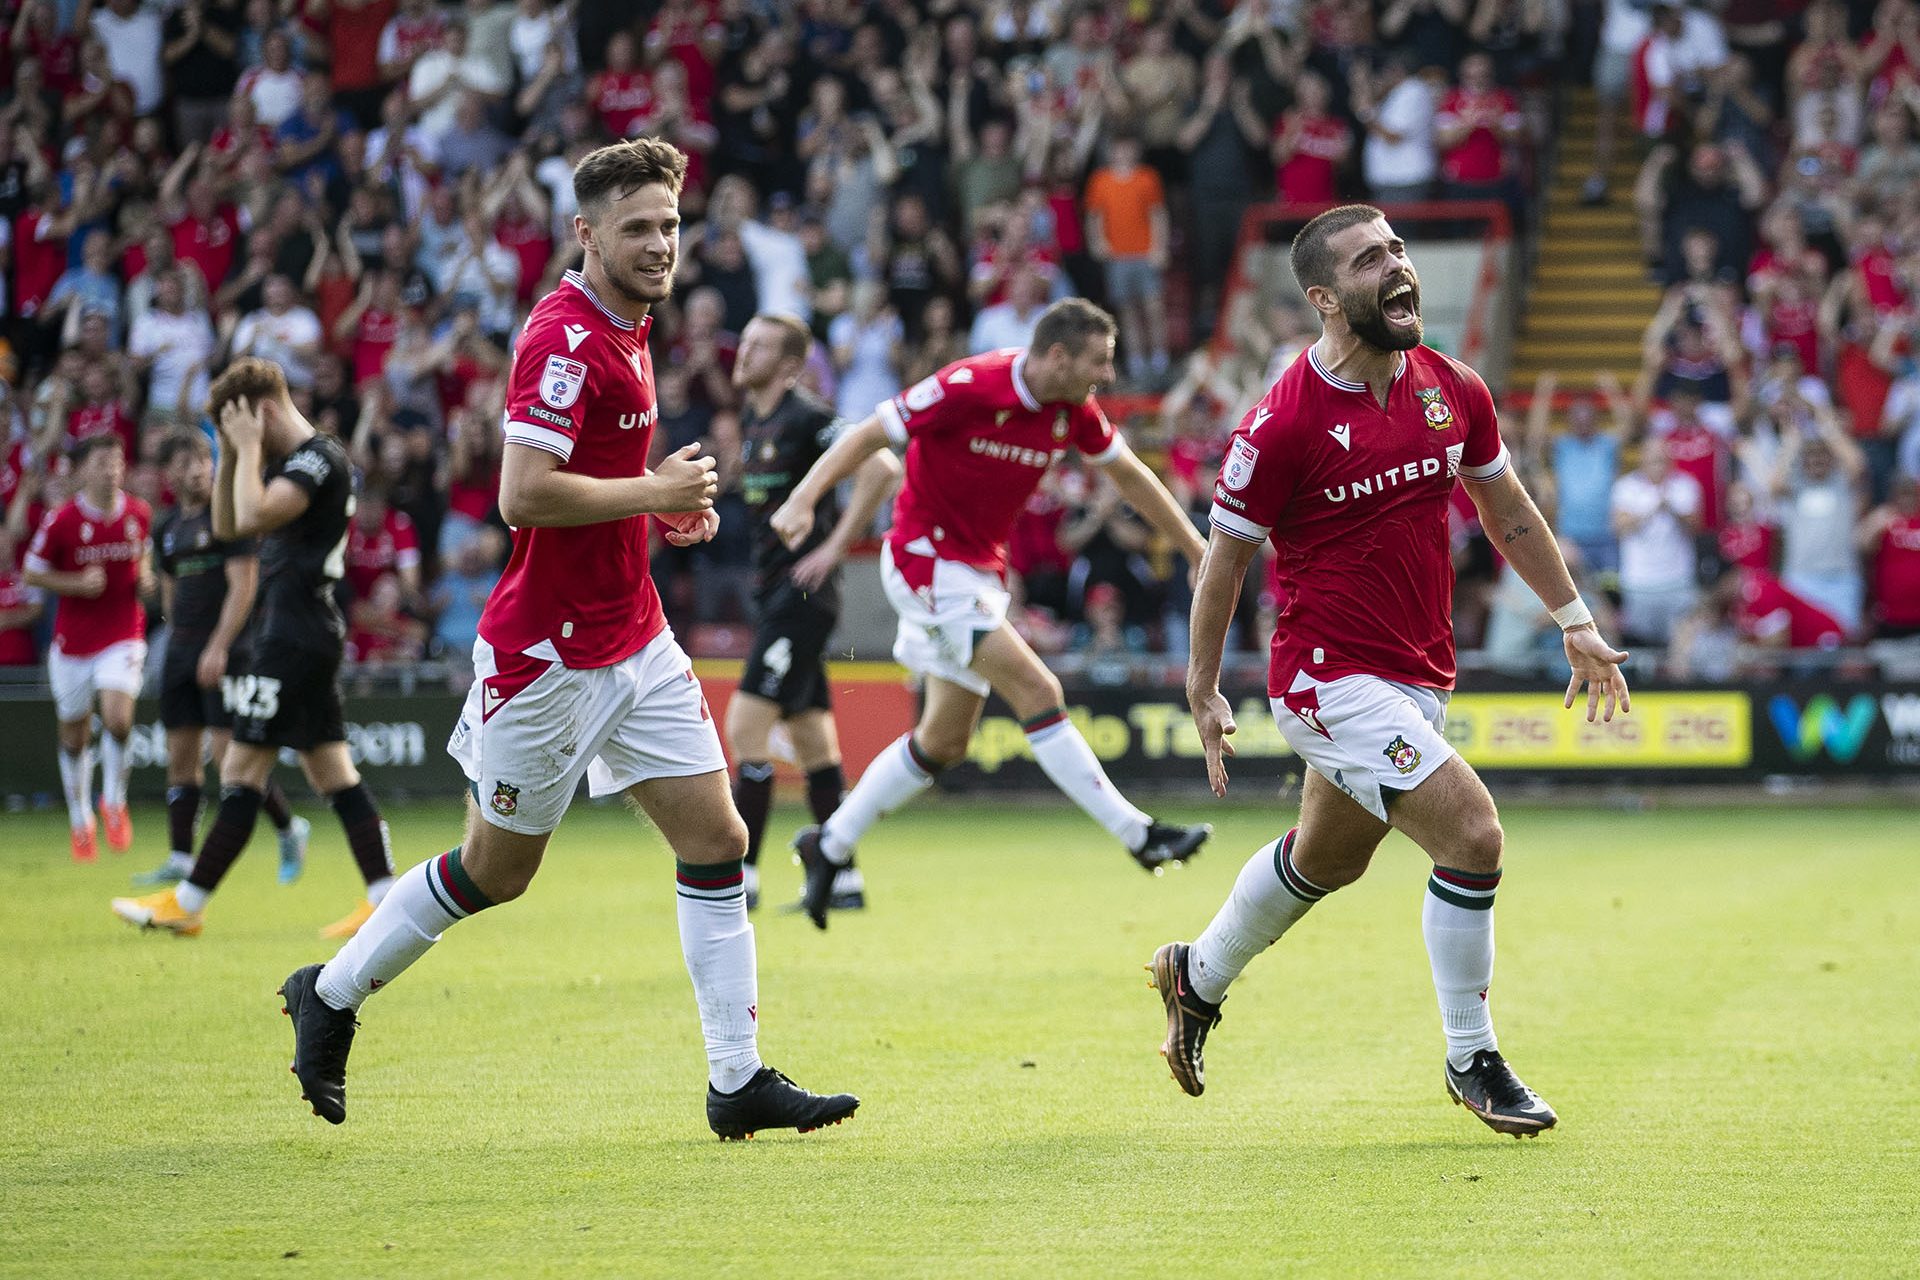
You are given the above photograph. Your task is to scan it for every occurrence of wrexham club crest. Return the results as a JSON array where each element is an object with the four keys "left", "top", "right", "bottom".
[
  {"left": 1417, "top": 386, "right": 1453, "bottom": 430},
  {"left": 490, "top": 781, "right": 520, "bottom": 817},
  {"left": 1382, "top": 734, "right": 1421, "bottom": 775}
]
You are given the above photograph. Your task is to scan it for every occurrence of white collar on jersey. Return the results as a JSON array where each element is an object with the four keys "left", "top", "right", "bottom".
[
  {"left": 75, "top": 490, "right": 126, "bottom": 522},
  {"left": 1009, "top": 351, "right": 1042, "bottom": 411},
  {"left": 1308, "top": 345, "right": 1407, "bottom": 393},
  {"left": 562, "top": 270, "right": 637, "bottom": 332}
]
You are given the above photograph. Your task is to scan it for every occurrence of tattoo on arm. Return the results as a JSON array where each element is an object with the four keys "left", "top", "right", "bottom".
[{"left": 1503, "top": 523, "right": 1532, "bottom": 545}]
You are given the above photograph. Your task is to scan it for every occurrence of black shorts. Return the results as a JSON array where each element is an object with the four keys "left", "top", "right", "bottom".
[
  {"left": 228, "top": 641, "right": 346, "bottom": 752},
  {"left": 159, "top": 641, "right": 231, "bottom": 731},
  {"left": 738, "top": 599, "right": 835, "bottom": 718}
]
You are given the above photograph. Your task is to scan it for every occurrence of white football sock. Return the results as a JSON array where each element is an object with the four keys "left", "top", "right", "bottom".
[
  {"left": 58, "top": 745, "right": 93, "bottom": 829},
  {"left": 366, "top": 874, "right": 394, "bottom": 906},
  {"left": 1188, "top": 829, "right": 1327, "bottom": 1003},
  {"left": 100, "top": 733, "right": 130, "bottom": 807},
  {"left": 1423, "top": 866, "right": 1500, "bottom": 1069},
  {"left": 820, "top": 734, "right": 934, "bottom": 863},
  {"left": 1024, "top": 715, "right": 1150, "bottom": 851},
  {"left": 316, "top": 852, "right": 485, "bottom": 1012},
  {"left": 676, "top": 860, "right": 762, "bottom": 1093}
]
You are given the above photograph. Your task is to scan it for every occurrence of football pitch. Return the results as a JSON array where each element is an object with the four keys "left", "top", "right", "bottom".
[{"left": 2, "top": 797, "right": 1915, "bottom": 1278}]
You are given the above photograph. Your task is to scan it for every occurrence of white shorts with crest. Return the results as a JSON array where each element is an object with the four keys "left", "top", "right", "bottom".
[{"left": 1270, "top": 672, "right": 1456, "bottom": 823}]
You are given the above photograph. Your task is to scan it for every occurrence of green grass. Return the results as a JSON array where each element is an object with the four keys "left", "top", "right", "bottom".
[{"left": 1, "top": 798, "right": 1916, "bottom": 1278}]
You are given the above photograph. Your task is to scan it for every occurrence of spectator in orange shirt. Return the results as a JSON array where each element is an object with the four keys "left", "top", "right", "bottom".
[{"left": 1083, "top": 134, "right": 1169, "bottom": 385}]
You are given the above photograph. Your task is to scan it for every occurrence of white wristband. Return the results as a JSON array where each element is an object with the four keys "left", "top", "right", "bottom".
[{"left": 1550, "top": 596, "right": 1595, "bottom": 630}]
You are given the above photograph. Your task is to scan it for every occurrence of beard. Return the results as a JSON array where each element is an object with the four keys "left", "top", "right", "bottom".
[
  {"left": 1340, "top": 276, "right": 1423, "bottom": 352},
  {"left": 605, "top": 253, "right": 677, "bottom": 307}
]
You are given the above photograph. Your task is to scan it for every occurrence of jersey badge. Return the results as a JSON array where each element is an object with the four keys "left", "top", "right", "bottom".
[
  {"left": 489, "top": 781, "right": 520, "bottom": 817},
  {"left": 1329, "top": 423, "right": 1351, "bottom": 451},
  {"left": 1053, "top": 411, "right": 1068, "bottom": 441},
  {"left": 1222, "top": 436, "right": 1260, "bottom": 491},
  {"left": 1383, "top": 734, "right": 1421, "bottom": 775},
  {"left": 995, "top": 410, "right": 1011, "bottom": 429},
  {"left": 903, "top": 375, "right": 944, "bottom": 413},
  {"left": 563, "top": 323, "right": 591, "bottom": 352},
  {"left": 541, "top": 355, "right": 587, "bottom": 409},
  {"left": 1417, "top": 386, "right": 1453, "bottom": 429}
]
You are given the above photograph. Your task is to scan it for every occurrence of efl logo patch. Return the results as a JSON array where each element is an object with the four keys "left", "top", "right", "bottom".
[
  {"left": 1383, "top": 735, "right": 1421, "bottom": 775},
  {"left": 903, "top": 375, "right": 945, "bottom": 413},
  {"left": 541, "top": 355, "right": 587, "bottom": 409},
  {"left": 490, "top": 781, "right": 520, "bottom": 817},
  {"left": 1417, "top": 386, "right": 1453, "bottom": 430},
  {"left": 1222, "top": 437, "right": 1260, "bottom": 491}
]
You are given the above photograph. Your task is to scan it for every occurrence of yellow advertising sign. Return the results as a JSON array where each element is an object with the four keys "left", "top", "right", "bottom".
[{"left": 1441, "top": 692, "right": 1750, "bottom": 768}]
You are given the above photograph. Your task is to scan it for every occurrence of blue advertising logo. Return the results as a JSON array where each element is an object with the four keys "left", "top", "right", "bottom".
[{"left": 1768, "top": 695, "right": 1877, "bottom": 764}]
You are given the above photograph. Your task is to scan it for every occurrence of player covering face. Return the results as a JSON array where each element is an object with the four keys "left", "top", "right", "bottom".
[
  {"left": 278, "top": 139, "right": 858, "bottom": 1140},
  {"left": 1151, "top": 206, "right": 1632, "bottom": 1138}
]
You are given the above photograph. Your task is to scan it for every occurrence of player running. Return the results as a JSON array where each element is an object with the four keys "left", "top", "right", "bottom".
[
  {"left": 771, "top": 299, "right": 1213, "bottom": 930},
  {"left": 280, "top": 140, "right": 858, "bottom": 1139},
  {"left": 728, "top": 313, "right": 901, "bottom": 912},
  {"left": 24, "top": 435, "right": 152, "bottom": 861},
  {"left": 110, "top": 360, "right": 397, "bottom": 939},
  {"left": 132, "top": 430, "right": 311, "bottom": 889},
  {"left": 1151, "top": 205, "right": 1632, "bottom": 1138}
]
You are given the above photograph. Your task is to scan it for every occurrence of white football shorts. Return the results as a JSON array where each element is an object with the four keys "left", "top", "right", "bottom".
[
  {"left": 447, "top": 628, "right": 727, "bottom": 835},
  {"left": 48, "top": 638, "right": 148, "bottom": 722},
  {"left": 880, "top": 541, "right": 1012, "bottom": 696},
  {"left": 1270, "top": 671, "right": 1456, "bottom": 823}
]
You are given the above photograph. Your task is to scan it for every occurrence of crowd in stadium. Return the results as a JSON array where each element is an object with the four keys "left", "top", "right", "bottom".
[{"left": 0, "top": 0, "right": 1916, "bottom": 682}]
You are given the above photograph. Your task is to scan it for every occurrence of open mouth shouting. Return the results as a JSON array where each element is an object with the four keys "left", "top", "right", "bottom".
[{"left": 1382, "top": 277, "right": 1420, "bottom": 329}]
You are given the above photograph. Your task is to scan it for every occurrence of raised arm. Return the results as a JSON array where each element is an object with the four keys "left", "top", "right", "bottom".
[
  {"left": 498, "top": 439, "right": 717, "bottom": 528},
  {"left": 1185, "top": 525, "right": 1261, "bottom": 796},
  {"left": 1100, "top": 441, "right": 1206, "bottom": 564}
]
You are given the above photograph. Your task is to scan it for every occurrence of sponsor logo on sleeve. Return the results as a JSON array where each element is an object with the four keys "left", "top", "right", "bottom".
[
  {"left": 1222, "top": 436, "right": 1260, "bottom": 492},
  {"left": 541, "top": 355, "right": 588, "bottom": 409},
  {"left": 529, "top": 405, "right": 573, "bottom": 428},
  {"left": 283, "top": 447, "right": 331, "bottom": 483},
  {"left": 903, "top": 375, "right": 945, "bottom": 412}
]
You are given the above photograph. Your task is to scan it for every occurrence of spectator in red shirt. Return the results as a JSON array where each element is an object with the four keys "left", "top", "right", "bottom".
[
  {"left": 1435, "top": 52, "right": 1525, "bottom": 203},
  {"left": 65, "top": 365, "right": 138, "bottom": 463},
  {"left": 344, "top": 487, "right": 421, "bottom": 605},
  {"left": 1860, "top": 474, "right": 1920, "bottom": 637},
  {"left": 1655, "top": 385, "right": 1731, "bottom": 532},
  {"left": 347, "top": 571, "right": 426, "bottom": 665},
  {"left": 1717, "top": 482, "right": 1775, "bottom": 572},
  {"left": 327, "top": 0, "right": 398, "bottom": 126},
  {"left": 590, "top": 30, "right": 653, "bottom": 141},
  {"left": 0, "top": 524, "right": 43, "bottom": 666},
  {"left": 1271, "top": 70, "right": 1351, "bottom": 205},
  {"left": 1734, "top": 566, "right": 1847, "bottom": 649}
]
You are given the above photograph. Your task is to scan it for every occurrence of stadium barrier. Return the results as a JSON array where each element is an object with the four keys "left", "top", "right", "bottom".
[{"left": 1, "top": 668, "right": 1917, "bottom": 804}]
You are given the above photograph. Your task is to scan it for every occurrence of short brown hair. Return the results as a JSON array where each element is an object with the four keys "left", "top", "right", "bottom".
[
  {"left": 573, "top": 138, "right": 688, "bottom": 216},
  {"left": 68, "top": 434, "right": 122, "bottom": 468},
  {"left": 1030, "top": 297, "right": 1116, "bottom": 359},
  {"left": 1290, "top": 204, "right": 1386, "bottom": 293},
  {"left": 753, "top": 313, "right": 813, "bottom": 364},
  {"left": 206, "top": 357, "right": 289, "bottom": 423},
  {"left": 157, "top": 429, "right": 211, "bottom": 468}
]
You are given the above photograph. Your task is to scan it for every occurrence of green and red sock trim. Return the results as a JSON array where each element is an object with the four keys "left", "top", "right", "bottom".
[
  {"left": 426, "top": 846, "right": 495, "bottom": 918},
  {"left": 676, "top": 857, "right": 745, "bottom": 900},
  {"left": 1021, "top": 706, "right": 1070, "bottom": 736},
  {"left": 1272, "top": 828, "right": 1329, "bottom": 904},
  {"left": 904, "top": 735, "right": 944, "bottom": 778},
  {"left": 1428, "top": 864, "right": 1500, "bottom": 911}
]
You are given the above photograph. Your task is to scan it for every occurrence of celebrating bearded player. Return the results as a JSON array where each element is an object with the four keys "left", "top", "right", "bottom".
[
  {"left": 112, "top": 360, "right": 397, "bottom": 940},
  {"left": 282, "top": 139, "right": 858, "bottom": 1140},
  {"left": 771, "top": 299, "right": 1213, "bottom": 930},
  {"left": 23, "top": 435, "right": 152, "bottom": 861},
  {"left": 131, "top": 430, "right": 311, "bottom": 890},
  {"left": 727, "top": 313, "right": 901, "bottom": 911},
  {"left": 1150, "top": 206, "right": 1632, "bottom": 1138}
]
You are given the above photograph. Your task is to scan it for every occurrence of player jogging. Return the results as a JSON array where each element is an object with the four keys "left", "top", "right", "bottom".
[
  {"left": 280, "top": 140, "right": 858, "bottom": 1139},
  {"left": 111, "top": 360, "right": 397, "bottom": 940},
  {"left": 132, "top": 430, "right": 311, "bottom": 889},
  {"left": 1151, "top": 205, "right": 1632, "bottom": 1137},
  {"left": 728, "top": 312, "right": 902, "bottom": 911},
  {"left": 771, "top": 299, "right": 1213, "bottom": 930},
  {"left": 24, "top": 435, "right": 152, "bottom": 861}
]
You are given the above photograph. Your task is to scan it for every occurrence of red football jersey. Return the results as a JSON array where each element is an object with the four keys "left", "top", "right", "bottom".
[
  {"left": 1660, "top": 420, "right": 1728, "bottom": 531},
  {"left": 24, "top": 492, "right": 151, "bottom": 658},
  {"left": 345, "top": 508, "right": 421, "bottom": 600},
  {"left": 1210, "top": 345, "right": 1509, "bottom": 694},
  {"left": 878, "top": 348, "right": 1121, "bottom": 579},
  {"left": 1736, "top": 569, "right": 1846, "bottom": 647},
  {"left": 1871, "top": 513, "right": 1920, "bottom": 629},
  {"left": 0, "top": 562, "right": 38, "bottom": 665},
  {"left": 481, "top": 271, "right": 664, "bottom": 669}
]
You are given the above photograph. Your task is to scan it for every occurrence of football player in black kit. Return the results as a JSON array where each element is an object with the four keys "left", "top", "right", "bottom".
[
  {"left": 113, "top": 359, "right": 396, "bottom": 939},
  {"left": 727, "top": 314, "right": 901, "bottom": 911},
  {"left": 132, "top": 431, "right": 312, "bottom": 889}
]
